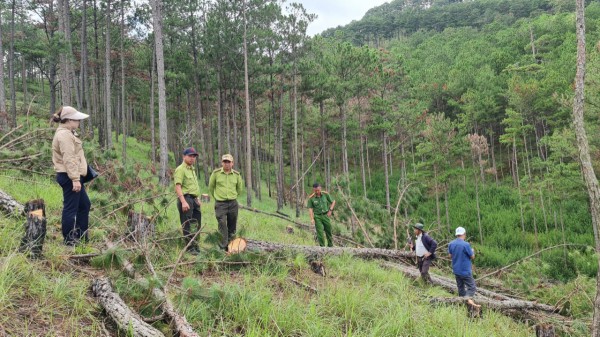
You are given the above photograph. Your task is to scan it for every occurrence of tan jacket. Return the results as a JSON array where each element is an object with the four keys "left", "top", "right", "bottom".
[{"left": 52, "top": 126, "right": 87, "bottom": 181}]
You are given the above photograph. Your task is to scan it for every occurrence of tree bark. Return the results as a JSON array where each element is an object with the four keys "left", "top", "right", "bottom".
[
  {"left": 127, "top": 211, "right": 155, "bottom": 242},
  {"left": 9, "top": 0, "right": 17, "bottom": 127},
  {"left": 430, "top": 296, "right": 556, "bottom": 313},
  {"left": 120, "top": 0, "right": 127, "bottom": 164},
  {"left": 245, "top": 239, "right": 412, "bottom": 260},
  {"left": 0, "top": 9, "right": 8, "bottom": 131},
  {"left": 92, "top": 277, "right": 165, "bottom": 337},
  {"left": 242, "top": 1, "right": 252, "bottom": 207},
  {"left": 573, "top": 1, "right": 600, "bottom": 334},
  {"left": 104, "top": 0, "right": 113, "bottom": 149},
  {"left": 0, "top": 189, "right": 24, "bottom": 215},
  {"left": 19, "top": 200, "right": 46, "bottom": 258},
  {"left": 151, "top": 0, "right": 169, "bottom": 186}
]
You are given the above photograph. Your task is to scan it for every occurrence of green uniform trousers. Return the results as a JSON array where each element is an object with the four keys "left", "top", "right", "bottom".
[{"left": 314, "top": 214, "right": 334, "bottom": 247}]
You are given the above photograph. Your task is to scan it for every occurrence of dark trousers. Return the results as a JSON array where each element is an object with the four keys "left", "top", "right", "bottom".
[
  {"left": 417, "top": 256, "right": 433, "bottom": 283},
  {"left": 215, "top": 200, "right": 238, "bottom": 250},
  {"left": 56, "top": 173, "right": 91, "bottom": 245},
  {"left": 177, "top": 195, "right": 201, "bottom": 250},
  {"left": 455, "top": 274, "right": 477, "bottom": 297}
]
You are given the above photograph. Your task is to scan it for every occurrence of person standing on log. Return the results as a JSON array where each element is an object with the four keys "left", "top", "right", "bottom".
[
  {"left": 307, "top": 182, "right": 336, "bottom": 247},
  {"left": 52, "top": 106, "right": 92, "bottom": 246},
  {"left": 448, "top": 226, "right": 477, "bottom": 298},
  {"left": 209, "top": 154, "right": 243, "bottom": 251},
  {"left": 174, "top": 147, "right": 202, "bottom": 255},
  {"left": 409, "top": 223, "right": 437, "bottom": 284}
]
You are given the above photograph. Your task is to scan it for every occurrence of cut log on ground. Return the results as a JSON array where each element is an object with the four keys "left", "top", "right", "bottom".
[
  {"left": 228, "top": 238, "right": 247, "bottom": 254},
  {"left": 238, "top": 205, "right": 364, "bottom": 247},
  {"left": 127, "top": 211, "right": 155, "bottom": 242},
  {"left": 0, "top": 189, "right": 24, "bottom": 216},
  {"left": 19, "top": 199, "right": 46, "bottom": 258},
  {"left": 467, "top": 298, "right": 482, "bottom": 318},
  {"left": 92, "top": 277, "right": 165, "bottom": 337},
  {"left": 244, "top": 239, "right": 415, "bottom": 261},
  {"left": 387, "top": 261, "right": 558, "bottom": 313},
  {"left": 382, "top": 262, "right": 558, "bottom": 313},
  {"left": 105, "top": 241, "right": 200, "bottom": 337}
]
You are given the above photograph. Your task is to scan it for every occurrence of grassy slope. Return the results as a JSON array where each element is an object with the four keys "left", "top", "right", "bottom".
[{"left": 0, "top": 126, "right": 564, "bottom": 336}]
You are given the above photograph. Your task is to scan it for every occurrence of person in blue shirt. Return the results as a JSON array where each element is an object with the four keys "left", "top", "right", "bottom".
[{"left": 448, "top": 226, "right": 476, "bottom": 297}]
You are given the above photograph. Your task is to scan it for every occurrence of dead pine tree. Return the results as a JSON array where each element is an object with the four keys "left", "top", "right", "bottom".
[{"left": 19, "top": 199, "right": 46, "bottom": 258}]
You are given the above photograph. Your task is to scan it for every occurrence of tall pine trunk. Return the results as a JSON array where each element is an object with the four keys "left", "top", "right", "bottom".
[
  {"left": 0, "top": 10, "right": 8, "bottom": 131},
  {"left": 573, "top": 2, "right": 600, "bottom": 333},
  {"left": 151, "top": 0, "right": 169, "bottom": 185},
  {"left": 9, "top": 0, "right": 17, "bottom": 126},
  {"left": 104, "top": 0, "right": 113, "bottom": 149},
  {"left": 242, "top": 0, "right": 252, "bottom": 207}
]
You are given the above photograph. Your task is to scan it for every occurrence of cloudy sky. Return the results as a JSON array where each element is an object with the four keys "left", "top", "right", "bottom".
[{"left": 297, "top": 0, "right": 391, "bottom": 36}]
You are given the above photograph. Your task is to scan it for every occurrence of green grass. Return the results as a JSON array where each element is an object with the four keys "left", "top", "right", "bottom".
[{"left": 0, "top": 114, "right": 593, "bottom": 336}]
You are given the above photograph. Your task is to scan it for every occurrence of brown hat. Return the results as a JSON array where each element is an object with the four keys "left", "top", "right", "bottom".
[
  {"left": 222, "top": 154, "right": 234, "bottom": 162},
  {"left": 60, "top": 106, "right": 89, "bottom": 120}
]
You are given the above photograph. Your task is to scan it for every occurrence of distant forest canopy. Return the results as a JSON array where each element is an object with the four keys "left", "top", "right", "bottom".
[{"left": 322, "top": 0, "right": 580, "bottom": 44}]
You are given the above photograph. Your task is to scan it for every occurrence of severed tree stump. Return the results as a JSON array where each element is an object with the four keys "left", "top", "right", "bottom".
[
  {"left": 467, "top": 298, "right": 482, "bottom": 319},
  {"left": 286, "top": 225, "right": 294, "bottom": 234},
  {"left": 228, "top": 238, "right": 248, "bottom": 254},
  {"left": 127, "top": 211, "right": 155, "bottom": 242},
  {"left": 535, "top": 324, "right": 555, "bottom": 337},
  {"left": 200, "top": 194, "right": 210, "bottom": 203},
  {"left": 19, "top": 199, "right": 46, "bottom": 258}
]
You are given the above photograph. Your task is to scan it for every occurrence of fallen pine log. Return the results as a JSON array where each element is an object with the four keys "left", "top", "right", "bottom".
[
  {"left": 238, "top": 205, "right": 364, "bottom": 248},
  {"left": 105, "top": 241, "right": 200, "bottom": 337},
  {"left": 382, "top": 262, "right": 558, "bottom": 313},
  {"left": 430, "top": 296, "right": 557, "bottom": 313},
  {"left": 92, "top": 277, "right": 165, "bottom": 337},
  {"left": 0, "top": 189, "right": 24, "bottom": 216},
  {"left": 244, "top": 239, "right": 415, "bottom": 260}
]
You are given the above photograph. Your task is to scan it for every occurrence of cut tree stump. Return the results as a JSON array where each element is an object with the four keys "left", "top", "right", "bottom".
[
  {"left": 227, "top": 238, "right": 247, "bottom": 254},
  {"left": 127, "top": 211, "right": 155, "bottom": 242},
  {"left": 535, "top": 324, "right": 555, "bottom": 337},
  {"left": 19, "top": 199, "right": 46, "bottom": 258},
  {"left": 0, "top": 189, "right": 24, "bottom": 216},
  {"left": 92, "top": 277, "right": 165, "bottom": 337},
  {"left": 200, "top": 194, "right": 210, "bottom": 203},
  {"left": 467, "top": 298, "right": 482, "bottom": 318},
  {"left": 286, "top": 225, "right": 294, "bottom": 234}
]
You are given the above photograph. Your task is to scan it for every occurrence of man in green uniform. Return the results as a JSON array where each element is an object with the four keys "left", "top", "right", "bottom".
[
  {"left": 209, "top": 153, "right": 244, "bottom": 251},
  {"left": 174, "top": 147, "right": 202, "bottom": 255},
  {"left": 307, "top": 182, "right": 336, "bottom": 247}
]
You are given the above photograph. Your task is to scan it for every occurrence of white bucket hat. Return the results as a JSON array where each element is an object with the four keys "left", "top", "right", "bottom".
[{"left": 60, "top": 106, "right": 89, "bottom": 120}]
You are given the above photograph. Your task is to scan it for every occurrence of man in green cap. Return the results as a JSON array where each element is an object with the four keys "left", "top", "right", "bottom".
[
  {"left": 174, "top": 147, "right": 202, "bottom": 255},
  {"left": 209, "top": 153, "right": 244, "bottom": 251},
  {"left": 307, "top": 182, "right": 336, "bottom": 247}
]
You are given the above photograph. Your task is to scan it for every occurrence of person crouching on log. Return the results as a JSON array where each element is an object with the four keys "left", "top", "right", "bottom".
[
  {"left": 307, "top": 182, "right": 335, "bottom": 247},
  {"left": 409, "top": 223, "right": 437, "bottom": 284},
  {"left": 52, "top": 106, "right": 92, "bottom": 246},
  {"left": 448, "top": 226, "right": 477, "bottom": 298}
]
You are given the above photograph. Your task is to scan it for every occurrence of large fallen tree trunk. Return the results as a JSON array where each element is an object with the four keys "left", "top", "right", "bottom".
[
  {"left": 0, "top": 189, "right": 24, "bottom": 216},
  {"left": 92, "top": 277, "right": 165, "bottom": 337},
  {"left": 382, "top": 262, "right": 558, "bottom": 313},
  {"left": 239, "top": 205, "right": 364, "bottom": 247},
  {"left": 105, "top": 241, "right": 200, "bottom": 337},
  {"left": 245, "top": 239, "right": 414, "bottom": 260},
  {"left": 430, "top": 296, "right": 557, "bottom": 312}
]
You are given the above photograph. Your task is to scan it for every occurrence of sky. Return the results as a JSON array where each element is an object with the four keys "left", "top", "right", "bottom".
[{"left": 297, "top": 0, "right": 391, "bottom": 36}]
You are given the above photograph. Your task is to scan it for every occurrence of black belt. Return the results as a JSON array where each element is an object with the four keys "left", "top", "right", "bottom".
[
  {"left": 216, "top": 199, "right": 236, "bottom": 202},
  {"left": 183, "top": 194, "right": 198, "bottom": 198}
]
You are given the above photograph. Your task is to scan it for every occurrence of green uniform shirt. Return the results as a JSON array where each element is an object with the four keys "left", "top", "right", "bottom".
[
  {"left": 308, "top": 192, "right": 333, "bottom": 215},
  {"left": 209, "top": 168, "right": 243, "bottom": 201},
  {"left": 173, "top": 162, "right": 201, "bottom": 197}
]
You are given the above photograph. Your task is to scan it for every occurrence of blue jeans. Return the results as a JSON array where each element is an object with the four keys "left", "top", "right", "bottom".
[
  {"left": 57, "top": 173, "right": 91, "bottom": 245},
  {"left": 455, "top": 274, "right": 477, "bottom": 297}
]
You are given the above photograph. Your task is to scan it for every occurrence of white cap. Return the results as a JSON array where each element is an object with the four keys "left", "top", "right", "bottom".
[
  {"left": 455, "top": 227, "right": 466, "bottom": 236},
  {"left": 60, "top": 106, "right": 89, "bottom": 120}
]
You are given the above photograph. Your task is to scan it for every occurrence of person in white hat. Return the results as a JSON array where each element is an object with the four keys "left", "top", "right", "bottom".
[
  {"left": 51, "top": 106, "right": 91, "bottom": 246},
  {"left": 448, "top": 226, "right": 476, "bottom": 297}
]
